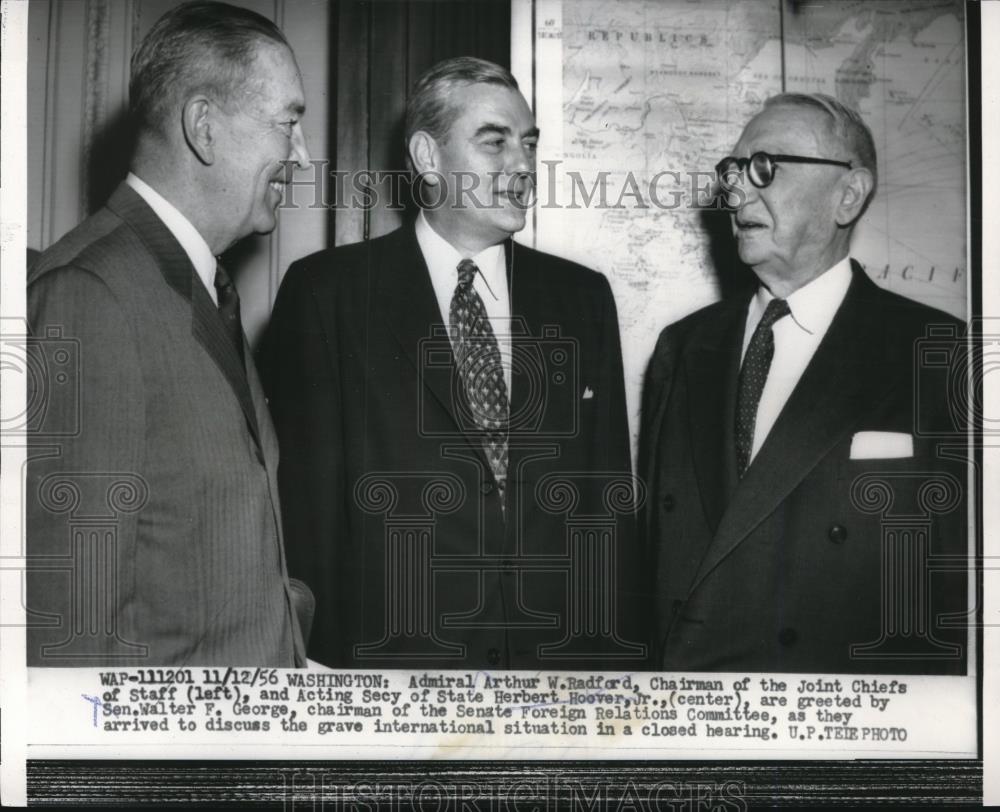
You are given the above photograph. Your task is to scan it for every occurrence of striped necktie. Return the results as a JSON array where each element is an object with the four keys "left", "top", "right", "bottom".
[{"left": 214, "top": 263, "right": 245, "bottom": 365}]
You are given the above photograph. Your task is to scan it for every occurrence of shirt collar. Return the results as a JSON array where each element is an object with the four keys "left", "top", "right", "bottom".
[
  {"left": 751, "top": 256, "right": 853, "bottom": 335},
  {"left": 125, "top": 172, "right": 217, "bottom": 301},
  {"left": 415, "top": 210, "right": 505, "bottom": 283}
]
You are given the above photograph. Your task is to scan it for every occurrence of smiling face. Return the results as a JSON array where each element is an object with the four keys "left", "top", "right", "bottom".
[
  {"left": 213, "top": 43, "right": 310, "bottom": 247},
  {"left": 729, "top": 104, "right": 854, "bottom": 293},
  {"left": 420, "top": 82, "right": 538, "bottom": 254}
]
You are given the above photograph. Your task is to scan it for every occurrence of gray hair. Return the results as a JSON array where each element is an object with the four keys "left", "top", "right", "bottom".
[
  {"left": 764, "top": 92, "right": 878, "bottom": 201},
  {"left": 129, "top": 0, "right": 289, "bottom": 140},
  {"left": 404, "top": 56, "right": 519, "bottom": 148}
]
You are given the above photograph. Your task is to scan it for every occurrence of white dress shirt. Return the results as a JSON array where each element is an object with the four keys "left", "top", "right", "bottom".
[
  {"left": 125, "top": 172, "right": 218, "bottom": 305},
  {"left": 740, "top": 257, "right": 853, "bottom": 463},
  {"left": 415, "top": 211, "right": 512, "bottom": 393}
]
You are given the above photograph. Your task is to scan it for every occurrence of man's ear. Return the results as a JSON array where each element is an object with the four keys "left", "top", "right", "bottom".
[
  {"left": 408, "top": 130, "right": 440, "bottom": 183},
  {"left": 834, "top": 166, "right": 874, "bottom": 226},
  {"left": 182, "top": 97, "right": 215, "bottom": 165}
]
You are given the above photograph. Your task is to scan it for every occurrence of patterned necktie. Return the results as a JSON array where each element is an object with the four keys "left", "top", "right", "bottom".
[
  {"left": 735, "top": 297, "right": 790, "bottom": 477},
  {"left": 214, "top": 263, "right": 245, "bottom": 365},
  {"left": 450, "top": 258, "right": 509, "bottom": 508}
]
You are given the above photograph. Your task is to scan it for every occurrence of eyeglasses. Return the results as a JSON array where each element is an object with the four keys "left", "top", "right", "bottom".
[{"left": 715, "top": 151, "right": 852, "bottom": 190}]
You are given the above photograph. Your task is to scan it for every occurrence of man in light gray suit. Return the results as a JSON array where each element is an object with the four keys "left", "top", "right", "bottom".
[{"left": 26, "top": 1, "right": 311, "bottom": 666}]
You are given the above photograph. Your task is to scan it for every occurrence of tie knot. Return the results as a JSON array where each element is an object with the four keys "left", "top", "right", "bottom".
[
  {"left": 760, "top": 297, "right": 790, "bottom": 329},
  {"left": 457, "top": 259, "right": 478, "bottom": 288},
  {"left": 214, "top": 263, "right": 235, "bottom": 294}
]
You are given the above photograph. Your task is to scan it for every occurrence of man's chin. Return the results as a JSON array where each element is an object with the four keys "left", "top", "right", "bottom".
[
  {"left": 251, "top": 209, "right": 280, "bottom": 237},
  {"left": 495, "top": 209, "right": 528, "bottom": 235},
  {"left": 735, "top": 239, "right": 768, "bottom": 268}
]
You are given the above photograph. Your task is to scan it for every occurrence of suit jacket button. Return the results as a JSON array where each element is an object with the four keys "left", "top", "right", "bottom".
[
  {"left": 486, "top": 648, "right": 501, "bottom": 666},
  {"left": 481, "top": 481, "right": 494, "bottom": 495},
  {"left": 671, "top": 599, "right": 683, "bottom": 615},
  {"left": 828, "top": 524, "right": 848, "bottom": 544},
  {"left": 662, "top": 493, "right": 676, "bottom": 511},
  {"left": 778, "top": 627, "right": 798, "bottom": 646}
]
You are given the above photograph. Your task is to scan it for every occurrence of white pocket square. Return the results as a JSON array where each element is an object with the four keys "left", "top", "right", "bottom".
[
  {"left": 849, "top": 431, "right": 913, "bottom": 460},
  {"left": 582, "top": 387, "right": 595, "bottom": 400}
]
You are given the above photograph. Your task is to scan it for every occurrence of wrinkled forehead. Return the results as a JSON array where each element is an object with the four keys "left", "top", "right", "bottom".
[
  {"left": 243, "top": 43, "right": 306, "bottom": 110},
  {"left": 733, "top": 104, "right": 836, "bottom": 157},
  {"left": 446, "top": 82, "right": 534, "bottom": 134}
]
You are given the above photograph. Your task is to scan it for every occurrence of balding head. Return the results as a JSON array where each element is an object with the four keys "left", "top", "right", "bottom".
[{"left": 762, "top": 92, "right": 878, "bottom": 209}]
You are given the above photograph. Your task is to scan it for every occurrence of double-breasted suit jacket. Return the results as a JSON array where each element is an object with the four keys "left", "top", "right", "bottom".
[
  {"left": 639, "top": 263, "right": 968, "bottom": 674},
  {"left": 260, "top": 223, "right": 646, "bottom": 669},
  {"left": 26, "top": 184, "right": 304, "bottom": 667}
]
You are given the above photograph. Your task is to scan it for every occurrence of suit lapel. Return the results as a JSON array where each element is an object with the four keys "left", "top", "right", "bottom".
[
  {"left": 684, "top": 298, "right": 747, "bottom": 533},
  {"left": 376, "top": 224, "right": 485, "bottom": 458},
  {"left": 505, "top": 240, "right": 553, "bottom": 527},
  {"left": 107, "top": 184, "right": 262, "bottom": 448},
  {"left": 688, "top": 265, "right": 896, "bottom": 592},
  {"left": 191, "top": 283, "right": 262, "bottom": 446},
  {"left": 506, "top": 239, "right": 540, "bottom": 429}
]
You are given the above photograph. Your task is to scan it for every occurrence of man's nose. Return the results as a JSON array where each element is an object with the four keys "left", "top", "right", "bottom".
[
  {"left": 290, "top": 125, "right": 311, "bottom": 170},
  {"left": 506, "top": 142, "right": 535, "bottom": 175},
  {"left": 723, "top": 170, "right": 755, "bottom": 210}
]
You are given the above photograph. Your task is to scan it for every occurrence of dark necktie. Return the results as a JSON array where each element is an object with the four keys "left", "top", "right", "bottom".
[
  {"left": 735, "top": 297, "right": 790, "bottom": 477},
  {"left": 214, "top": 263, "right": 245, "bottom": 365},
  {"left": 450, "top": 259, "right": 509, "bottom": 509}
]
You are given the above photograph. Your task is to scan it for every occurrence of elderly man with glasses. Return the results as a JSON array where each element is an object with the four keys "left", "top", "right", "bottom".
[{"left": 638, "top": 92, "right": 968, "bottom": 674}]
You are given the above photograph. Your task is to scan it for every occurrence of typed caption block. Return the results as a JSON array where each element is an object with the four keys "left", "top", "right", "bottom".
[{"left": 27, "top": 668, "right": 976, "bottom": 759}]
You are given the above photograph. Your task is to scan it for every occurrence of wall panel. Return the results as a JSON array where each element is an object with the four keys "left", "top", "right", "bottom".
[
  {"left": 26, "top": 0, "right": 511, "bottom": 345},
  {"left": 333, "top": 0, "right": 371, "bottom": 247},
  {"left": 368, "top": 1, "right": 409, "bottom": 239}
]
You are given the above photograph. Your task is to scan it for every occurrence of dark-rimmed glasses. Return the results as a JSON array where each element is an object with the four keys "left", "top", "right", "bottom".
[{"left": 715, "top": 151, "right": 852, "bottom": 190}]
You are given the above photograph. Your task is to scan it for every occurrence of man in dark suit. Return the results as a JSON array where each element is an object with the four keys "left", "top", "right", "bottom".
[
  {"left": 26, "top": 1, "right": 311, "bottom": 666},
  {"left": 261, "top": 57, "right": 644, "bottom": 669},
  {"left": 640, "top": 93, "right": 968, "bottom": 674}
]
